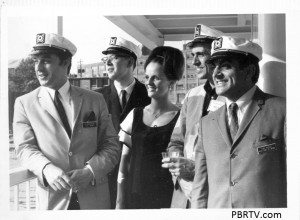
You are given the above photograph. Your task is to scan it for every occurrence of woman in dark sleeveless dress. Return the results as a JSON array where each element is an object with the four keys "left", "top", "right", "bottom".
[{"left": 116, "top": 46, "right": 185, "bottom": 209}]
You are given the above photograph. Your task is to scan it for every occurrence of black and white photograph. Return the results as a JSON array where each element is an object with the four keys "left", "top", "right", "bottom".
[{"left": 0, "top": 0, "right": 299, "bottom": 219}]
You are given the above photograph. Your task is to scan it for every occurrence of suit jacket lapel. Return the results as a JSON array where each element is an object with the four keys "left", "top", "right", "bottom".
[
  {"left": 38, "top": 87, "right": 63, "bottom": 127},
  {"left": 71, "top": 85, "right": 83, "bottom": 126},
  {"left": 198, "top": 86, "right": 206, "bottom": 118},
  {"left": 120, "top": 79, "right": 140, "bottom": 122},
  {"left": 110, "top": 83, "right": 122, "bottom": 116},
  {"left": 233, "top": 88, "right": 264, "bottom": 145},
  {"left": 217, "top": 106, "right": 232, "bottom": 149}
]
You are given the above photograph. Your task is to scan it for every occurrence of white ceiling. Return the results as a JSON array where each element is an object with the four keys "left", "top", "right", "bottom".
[{"left": 105, "top": 14, "right": 254, "bottom": 50}]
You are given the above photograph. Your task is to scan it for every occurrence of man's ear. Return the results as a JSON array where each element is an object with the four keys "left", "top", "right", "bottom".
[
  {"left": 245, "top": 64, "right": 256, "bottom": 82},
  {"left": 127, "top": 57, "right": 135, "bottom": 68},
  {"left": 62, "top": 57, "right": 71, "bottom": 68}
]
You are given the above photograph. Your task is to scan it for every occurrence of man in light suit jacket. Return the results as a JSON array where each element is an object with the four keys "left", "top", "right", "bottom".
[
  {"left": 95, "top": 37, "right": 150, "bottom": 208},
  {"left": 162, "top": 24, "right": 225, "bottom": 208},
  {"left": 191, "top": 36, "right": 286, "bottom": 208},
  {"left": 13, "top": 33, "right": 120, "bottom": 210}
]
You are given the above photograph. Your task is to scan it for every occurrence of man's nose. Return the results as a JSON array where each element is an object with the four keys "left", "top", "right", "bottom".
[
  {"left": 146, "top": 77, "right": 153, "bottom": 86},
  {"left": 35, "top": 61, "right": 43, "bottom": 71},
  {"left": 213, "top": 67, "right": 223, "bottom": 79},
  {"left": 106, "top": 59, "right": 113, "bottom": 66},
  {"left": 192, "top": 55, "right": 200, "bottom": 66}
]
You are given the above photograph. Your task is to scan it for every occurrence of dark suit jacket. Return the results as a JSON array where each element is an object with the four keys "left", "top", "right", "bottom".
[
  {"left": 191, "top": 87, "right": 286, "bottom": 208},
  {"left": 95, "top": 78, "right": 151, "bottom": 132},
  {"left": 95, "top": 78, "right": 150, "bottom": 208}
]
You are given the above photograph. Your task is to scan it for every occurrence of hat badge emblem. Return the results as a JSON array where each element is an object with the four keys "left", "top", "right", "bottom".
[
  {"left": 214, "top": 37, "right": 223, "bottom": 50},
  {"left": 194, "top": 25, "right": 201, "bottom": 38},
  {"left": 109, "top": 37, "right": 117, "bottom": 45},
  {"left": 36, "top": 33, "right": 45, "bottom": 44}
]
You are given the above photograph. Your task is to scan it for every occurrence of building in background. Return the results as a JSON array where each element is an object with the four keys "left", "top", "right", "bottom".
[
  {"left": 72, "top": 46, "right": 206, "bottom": 106},
  {"left": 69, "top": 61, "right": 109, "bottom": 90}
]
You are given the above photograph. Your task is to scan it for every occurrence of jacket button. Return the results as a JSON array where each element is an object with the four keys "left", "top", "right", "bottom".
[
  {"left": 231, "top": 153, "right": 237, "bottom": 159},
  {"left": 231, "top": 180, "right": 237, "bottom": 186},
  {"left": 69, "top": 152, "right": 73, "bottom": 156}
]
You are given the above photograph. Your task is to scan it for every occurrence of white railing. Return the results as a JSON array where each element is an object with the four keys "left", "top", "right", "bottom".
[{"left": 10, "top": 167, "right": 37, "bottom": 210}]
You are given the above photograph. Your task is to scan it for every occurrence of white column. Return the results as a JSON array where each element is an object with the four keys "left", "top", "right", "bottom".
[
  {"left": 257, "top": 14, "right": 286, "bottom": 98},
  {"left": 57, "top": 16, "right": 63, "bottom": 35}
]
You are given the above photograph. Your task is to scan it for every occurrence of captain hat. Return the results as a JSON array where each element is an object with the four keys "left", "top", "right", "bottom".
[
  {"left": 30, "top": 33, "right": 77, "bottom": 56},
  {"left": 186, "top": 24, "right": 223, "bottom": 48},
  {"left": 210, "top": 36, "right": 263, "bottom": 61},
  {"left": 102, "top": 36, "right": 142, "bottom": 60}
]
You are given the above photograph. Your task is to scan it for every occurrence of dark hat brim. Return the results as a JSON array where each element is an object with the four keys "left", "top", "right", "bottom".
[
  {"left": 102, "top": 47, "right": 137, "bottom": 60},
  {"left": 186, "top": 37, "right": 216, "bottom": 48},
  {"left": 207, "top": 51, "right": 259, "bottom": 64}
]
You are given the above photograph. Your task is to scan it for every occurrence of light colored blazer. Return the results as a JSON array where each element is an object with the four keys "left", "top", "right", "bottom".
[
  {"left": 191, "top": 88, "right": 286, "bottom": 208},
  {"left": 168, "top": 82, "right": 224, "bottom": 208},
  {"left": 13, "top": 85, "right": 121, "bottom": 210}
]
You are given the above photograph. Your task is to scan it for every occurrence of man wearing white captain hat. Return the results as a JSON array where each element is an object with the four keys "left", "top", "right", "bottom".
[
  {"left": 191, "top": 36, "right": 286, "bottom": 208},
  {"left": 95, "top": 36, "right": 150, "bottom": 208},
  {"left": 13, "top": 33, "right": 120, "bottom": 210},
  {"left": 162, "top": 24, "right": 225, "bottom": 208}
]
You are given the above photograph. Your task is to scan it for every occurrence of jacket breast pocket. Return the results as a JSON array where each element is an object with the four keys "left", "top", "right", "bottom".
[
  {"left": 253, "top": 135, "right": 283, "bottom": 155},
  {"left": 80, "top": 121, "right": 98, "bottom": 141}
]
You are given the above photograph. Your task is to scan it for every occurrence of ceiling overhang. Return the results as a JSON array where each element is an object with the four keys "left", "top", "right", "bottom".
[{"left": 105, "top": 14, "right": 254, "bottom": 50}]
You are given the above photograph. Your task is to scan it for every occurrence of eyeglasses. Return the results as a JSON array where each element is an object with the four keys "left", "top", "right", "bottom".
[{"left": 101, "top": 54, "right": 128, "bottom": 63}]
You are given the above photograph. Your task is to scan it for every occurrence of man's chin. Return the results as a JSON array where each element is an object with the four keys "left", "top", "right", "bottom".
[
  {"left": 197, "top": 73, "right": 208, "bottom": 80},
  {"left": 107, "top": 73, "right": 115, "bottom": 80}
]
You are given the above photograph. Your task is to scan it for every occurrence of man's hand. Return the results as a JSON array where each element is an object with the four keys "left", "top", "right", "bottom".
[
  {"left": 43, "top": 163, "right": 74, "bottom": 191},
  {"left": 67, "top": 167, "right": 94, "bottom": 192},
  {"left": 162, "top": 157, "right": 195, "bottom": 181}
]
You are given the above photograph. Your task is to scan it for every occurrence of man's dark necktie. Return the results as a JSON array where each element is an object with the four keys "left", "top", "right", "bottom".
[
  {"left": 54, "top": 91, "right": 71, "bottom": 138},
  {"left": 228, "top": 103, "right": 239, "bottom": 142},
  {"left": 121, "top": 90, "right": 127, "bottom": 110},
  {"left": 202, "top": 81, "right": 218, "bottom": 117},
  {"left": 202, "top": 88, "right": 217, "bottom": 117}
]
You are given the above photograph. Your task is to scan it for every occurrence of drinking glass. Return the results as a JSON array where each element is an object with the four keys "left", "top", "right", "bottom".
[{"left": 161, "top": 152, "right": 169, "bottom": 159}]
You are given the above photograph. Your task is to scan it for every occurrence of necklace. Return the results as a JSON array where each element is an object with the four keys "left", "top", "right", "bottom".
[
  {"left": 146, "top": 108, "right": 163, "bottom": 119},
  {"left": 153, "top": 112, "right": 161, "bottom": 118}
]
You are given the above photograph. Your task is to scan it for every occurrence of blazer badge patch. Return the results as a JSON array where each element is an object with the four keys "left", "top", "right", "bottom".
[{"left": 257, "top": 143, "right": 278, "bottom": 154}]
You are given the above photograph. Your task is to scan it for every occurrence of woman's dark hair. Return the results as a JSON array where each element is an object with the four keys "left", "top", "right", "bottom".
[{"left": 144, "top": 46, "right": 185, "bottom": 81}]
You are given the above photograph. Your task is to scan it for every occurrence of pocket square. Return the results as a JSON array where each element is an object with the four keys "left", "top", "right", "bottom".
[{"left": 85, "top": 111, "right": 96, "bottom": 122}]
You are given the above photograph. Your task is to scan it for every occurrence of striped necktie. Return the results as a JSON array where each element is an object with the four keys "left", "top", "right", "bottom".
[{"left": 228, "top": 103, "right": 239, "bottom": 142}]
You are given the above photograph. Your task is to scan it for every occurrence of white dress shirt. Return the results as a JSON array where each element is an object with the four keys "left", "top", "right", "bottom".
[
  {"left": 45, "top": 80, "right": 73, "bottom": 130},
  {"left": 114, "top": 79, "right": 136, "bottom": 106},
  {"left": 225, "top": 85, "right": 257, "bottom": 126}
]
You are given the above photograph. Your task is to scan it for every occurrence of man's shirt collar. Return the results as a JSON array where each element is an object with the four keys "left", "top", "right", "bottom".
[{"left": 45, "top": 80, "right": 70, "bottom": 102}]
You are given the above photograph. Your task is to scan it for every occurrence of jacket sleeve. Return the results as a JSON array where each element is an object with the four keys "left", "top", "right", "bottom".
[
  {"left": 86, "top": 94, "right": 121, "bottom": 184},
  {"left": 191, "top": 119, "right": 208, "bottom": 208},
  {"left": 167, "top": 90, "right": 190, "bottom": 153},
  {"left": 168, "top": 91, "right": 194, "bottom": 199},
  {"left": 13, "top": 97, "right": 52, "bottom": 186}
]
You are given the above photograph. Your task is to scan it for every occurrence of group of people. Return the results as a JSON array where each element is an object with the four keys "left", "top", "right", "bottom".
[{"left": 13, "top": 23, "right": 286, "bottom": 210}]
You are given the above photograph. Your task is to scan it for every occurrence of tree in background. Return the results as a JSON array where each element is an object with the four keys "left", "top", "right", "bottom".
[{"left": 9, "top": 57, "right": 39, "bottom": 93}]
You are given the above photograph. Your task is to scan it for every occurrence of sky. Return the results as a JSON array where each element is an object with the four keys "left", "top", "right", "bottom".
[
  {"left": 7, "top": 16, "right": 147, "bottom": 73},
  {"left": 7, "top": 15, "right": 183, "bottom": 74}
]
